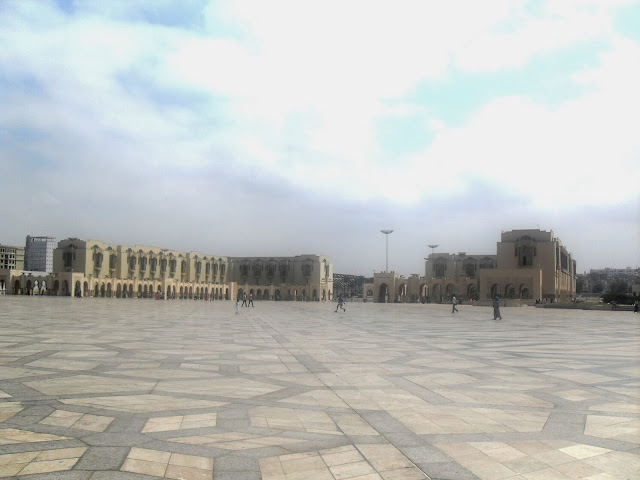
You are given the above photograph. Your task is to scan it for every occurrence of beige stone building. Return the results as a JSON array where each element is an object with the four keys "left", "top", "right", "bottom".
[
  {"left": 369, "top": 229, "right": 577, "bottom": 303},
  {"left": 1, "top": 238, "right": 333, "bottom": 301}
]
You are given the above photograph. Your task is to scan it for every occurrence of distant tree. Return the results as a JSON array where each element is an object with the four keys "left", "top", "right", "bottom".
[
  {"left": 576, "top": 277, "right": 585, "bottom": 293},
  {"left": 607, "top": 280, "right": 629, "bottom": 294},
  {"left": 592, "top": 283, "right": 604, "bottom": 294}
]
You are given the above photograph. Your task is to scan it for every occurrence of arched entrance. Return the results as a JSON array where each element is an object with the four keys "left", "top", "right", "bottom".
[
  {"left": 378, "top": 283, "right": 389, "bottom": 303},
  {"left": 398, "top": 283, "right": 407, "bottom": 303}
]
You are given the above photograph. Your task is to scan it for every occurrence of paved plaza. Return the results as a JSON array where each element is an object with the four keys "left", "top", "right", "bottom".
[{"left": 0, "top": 297, "right": 638, "bottom": 480}]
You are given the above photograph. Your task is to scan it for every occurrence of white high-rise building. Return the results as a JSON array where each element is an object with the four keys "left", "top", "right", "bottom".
[{"left": 25, "top": 236, "right": 56, "bottom": 273}]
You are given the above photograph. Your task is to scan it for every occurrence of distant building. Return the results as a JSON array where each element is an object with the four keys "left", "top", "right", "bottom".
[
  {"left": 2, "top": 237, "right": 333, "bottom": 300},
  {"left": 369, "top": 229, "right": 577, "bottom": 303},
  {"left": 0, "top": 244, "right": 24, "bottom": 270},
  {"left": 25, "top": 235, "right": 56, "bottom": 273}
]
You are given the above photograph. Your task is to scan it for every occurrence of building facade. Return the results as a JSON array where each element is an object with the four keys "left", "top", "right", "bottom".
[
  {"left": 1, "top": 238, "right": 333, "bottom": 300},
  {"left": 25, "top": 235, "right": 56, "bottom": 272},
  {"left": 0, "top": 244, "right": 24, "bottom": 270},
  {"left": 369, "top": 229, "right": 577, "bottom": 303}
]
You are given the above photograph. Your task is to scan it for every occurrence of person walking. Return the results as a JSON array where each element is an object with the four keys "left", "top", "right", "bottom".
[
  {"left": 248, "top": 293, "right": 254, "bottom": 307},
  {"left": 235, "top": 297, "right": 240, "bottom": 315},
  {"left": 335, "top": 294, "right": 346, "bottom": 312},
  {"left": 493, "top": 296, "right": 502, "bottom": 320},
  {"left": 452, "top": 295, "right": 458, "bottom": 313},
  {"left": 242, "top": 293, "right": 248, "bottom": 307}
]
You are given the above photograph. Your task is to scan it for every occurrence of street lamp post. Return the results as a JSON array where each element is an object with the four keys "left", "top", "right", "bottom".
[{"left": 380, "top": 230, "right": 394, "bottom": 273}]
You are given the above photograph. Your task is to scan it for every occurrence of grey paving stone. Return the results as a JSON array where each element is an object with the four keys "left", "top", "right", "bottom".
[{"left": 75, "top": 446, "right": 129, "bottom": 470}]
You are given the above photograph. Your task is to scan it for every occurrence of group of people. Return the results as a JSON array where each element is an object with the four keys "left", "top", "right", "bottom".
[
  {"left": 235, "top": 293, "right": 254, "bottom": 314},
  {"left": 451, "top": 294, "right": 502, "bottom": 319}
]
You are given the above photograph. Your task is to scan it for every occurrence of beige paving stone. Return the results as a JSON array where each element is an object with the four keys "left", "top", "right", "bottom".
[
  {"left": 165, "top": 463, "right": 211, "bottom": 480},
  {"left": 278, "top": 389, "right": 350, "bottom": 408},
  {"left": 0, "top": 463, "right": 25, "bottom": 478},
  {"left": 35, "top": 447, "right": 87, "bottom": 461},
  {"left": 0, "top": 402, "right": 22, "bottom": 422},
  {"left": 589, "top": 401, "right": 640, "bottom": 414},
  {"left": 551, "top": 389, "right": 600, "bottom": 402},
  {"left": 0, "top": 451, "right": 39, "bottom": 466},
  {"left": 553, "top": 459, "right": 606, "bottom": 479},
  {"left": 122, "top": 457, "right": 168, "bottom": 477},
  {"left": 559, "top": 444, "right": 612, "bottom": 460},
  {"left": 156, "top": 377, "right": 283, "bottom": 398},
  {"left": 0, "top": 428, "right": 70, "bottom": 445},
  {"left": 585, "top": 414, "right": 640, "bottom": 444},
  {"left": 61, "top": 394, "right": 224, "bottom": 412},
  {"left": 16, "top": 458, "right": 79, "bottom": 475},
  {"left": 320, "top": 449, "right": 365, "bottom": 467},
  {"left": 129, "top": 447, "right": 172, "bottom": 463},
  {"left": 520, "top": 467, "right": 573, "bottom": 479},
  {"left": 26, "top": 374, "right": 155, "bottom": 395},
  {"left": 330, "top": 460, "right": 377, "bottom": 479}
]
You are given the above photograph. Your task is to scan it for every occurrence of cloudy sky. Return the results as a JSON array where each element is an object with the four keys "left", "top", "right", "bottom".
[{"left": 1, "top": 0, "right": 639, "bottom": 275}]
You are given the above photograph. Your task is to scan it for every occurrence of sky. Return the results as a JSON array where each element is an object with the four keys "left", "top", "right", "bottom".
[{"left": 1, "top": 0, "right": 639, "bottom": 276}]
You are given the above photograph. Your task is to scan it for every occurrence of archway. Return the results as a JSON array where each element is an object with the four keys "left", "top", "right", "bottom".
[
  {"left": 505, "top": 284, "right": 515, "bottom": 299},
  {"left": 26, "top": 280, "right": 32, "bottom": 295},
  {"left": 520, "top": 284, "right": 530, "bottom": 299},
  {"left": 432, "top": 284, "right": 442, "bottom": 302},
  {"left": 75, "top": 280, "right": 81, "bottom": 297},
  {"left": 445, "top": 283, "right": 455, "bottom": 300},
  {"left": 107, "top": 283, "right": 112, "bottom": 298},
  {"left": 95, "top": 284, "right": 99, "bottom": 297},
  {"left": 100, "top": 283, "right": 106, "bottom": 297},
  {"left": 275, "top": 289, "right": 281, "bottom": 300},
  {"left": 53, "top": 280, "right": 59, "bottom": 296},
  {"left": 62, "top": 280, "right": 69, "bottom": 296},
  {"left": 137, "top": 284, "right": 142, "bottom": 298},
  {"left": 466, "top": 283, "right": 478, "bottom": 301},
  {"left": 225, "top": 288, "right": 229, "bottom": 300},
  {"left": 313, "top": 289, "right": 318, "bottom": 301},
  {"left": 83, "top": 281, "right": 89, "bottom": 297},
  {"left": 116, "top": 284, "right": 122, "bottom": 298},
  {"left": 378, "top": 283, "right": 389, "bottom": 303},
  {"left": 14, "top": 279, "right": 21, "bottom": 294},
  {"left": 263, "top": 290, "right": 269, "bottom": 300}
]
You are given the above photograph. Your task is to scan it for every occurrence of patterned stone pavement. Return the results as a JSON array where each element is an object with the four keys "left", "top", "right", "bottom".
[{"left": 0, "top": 297, "right": 638, "bottom": 479}]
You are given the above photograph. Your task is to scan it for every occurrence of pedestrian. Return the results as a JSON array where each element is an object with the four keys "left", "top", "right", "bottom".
[
  {"left": 249, "top": 293, "right": 254, "bottom": 307},
  {"left": 452, "top": 295, "right": 458, "bottom": 313},
  {"left": 335, "top": 294, "right": 346, "bottom": 312},
  {"left": 242, "top": 293, "right": 248, "bottom": 307},
  {"left": 235, "top": 297, "right": 240, "bottom": 315},
  {"left": 493, "top": 296, "right": 502, "bottom": 320},
  {"left": 634, "top": 300, "right": 639, "bottom": 313}
]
